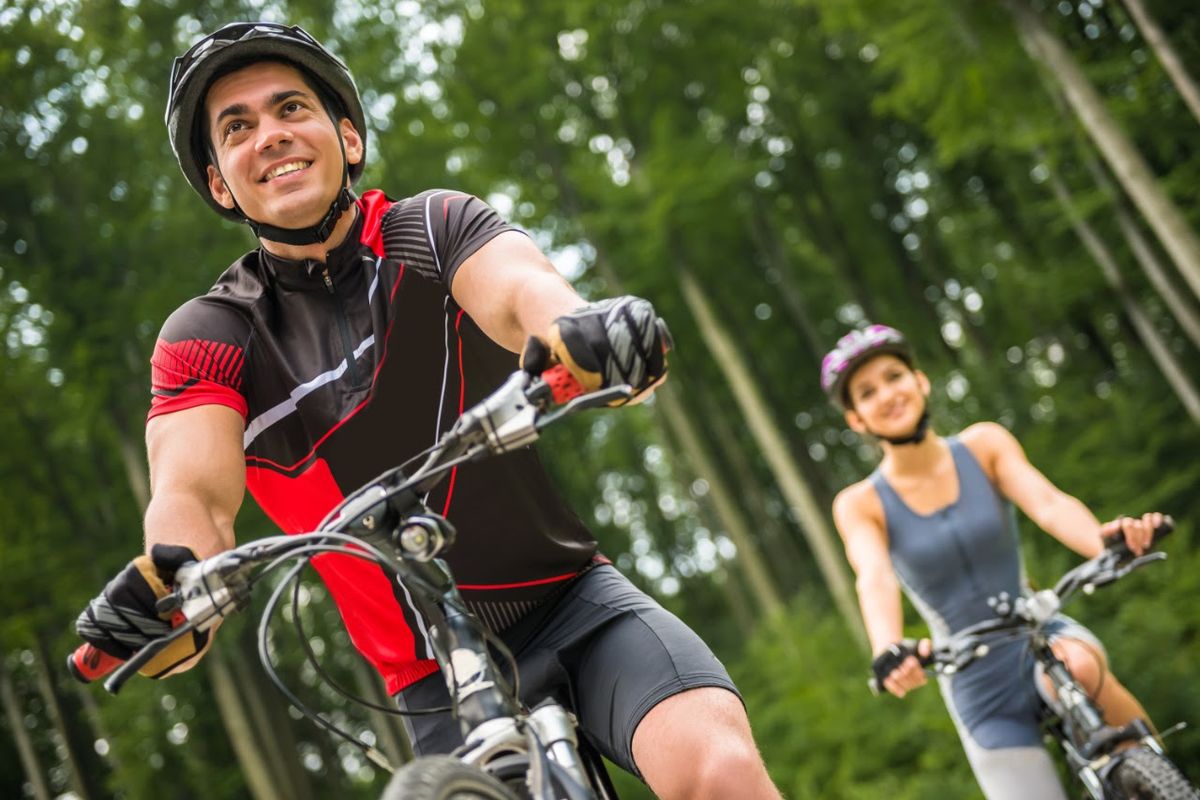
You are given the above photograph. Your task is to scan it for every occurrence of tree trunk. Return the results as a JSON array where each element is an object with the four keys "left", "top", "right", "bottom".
[
  {"left": 676, "top": 268, "right": 866, "bottom": 646},
  {"left": 226, "top": 634, "right": 316, "bottom": 800},
  {"left": 208, "top": 643, "right": 287, "bottom": 800},
  {"left": 112, "top": 408, "right": 150, "bottom": 513},
  {"left": 0, "top": 657, "right": 51, "bottom": 800},
  {"left": 655, "top": 384, "right": 787, "bottom": 619},
  {"left": 1119, "top": 0, "right": 1200, "bottom": 126},
  {"left": 29, "top": 640, "right": 91, "bottom": 800},
  {"left": 351, "top": 654, "right": 412, "bottom": 769},
  {"left": 73, "top": 676, "right": 125, "bottom": 776},
  {"left": 1080, "top": 153, "right": 1200, "bottom": 350},
  {"left": 743, "top": 194, "right": 827, "bottom": 364},
  {"left": 700, "top": 389, "right": 808, "bottom": 593},
  {"left": 1045, "top": 168, "right": 1200, "bottom": 422},
  {"left": 551, "top": 173, "right": 789, "bottom": 620},
  {"left": 1009, "top": 0, "right": 1200, "bottom": 302}
]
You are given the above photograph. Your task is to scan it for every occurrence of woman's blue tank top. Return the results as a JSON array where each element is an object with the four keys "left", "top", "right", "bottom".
[{"left": 870, "top": 436, "right": 1026, "bottom": 641}]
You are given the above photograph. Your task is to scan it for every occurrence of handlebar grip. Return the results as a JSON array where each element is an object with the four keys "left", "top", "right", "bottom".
[
  {"left": 67, "top": 644, "right": 123, "bottom": 683},
  {"left": 542, "top": 364, "right": 586, "bottom": 404},
  {"left": 1102, "top": 515, "right": 1175, "bottom": 551}
]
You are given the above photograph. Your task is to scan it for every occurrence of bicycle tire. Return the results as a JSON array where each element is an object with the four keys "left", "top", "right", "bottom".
[
  {"left": 380, "top": 755, "right": 521, "bottom": 800},
  {"left": 1109, "top": 748, "right": 1200, "bottom": 800}
]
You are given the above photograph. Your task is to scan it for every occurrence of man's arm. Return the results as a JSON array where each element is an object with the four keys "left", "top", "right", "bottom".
[
  {"left": 144, "top": 404, "right": 246, "bottom": 558},
  {"left": 449, "top": 230, "right": 584, "bottom": 352},
  {"left": 141, "top": 405, "right": 245, "bottom": 673}
]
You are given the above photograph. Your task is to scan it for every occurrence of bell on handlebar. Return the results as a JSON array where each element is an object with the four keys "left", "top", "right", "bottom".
[{"left": 396, "top": 514, "right": 457, "bottom": 562}]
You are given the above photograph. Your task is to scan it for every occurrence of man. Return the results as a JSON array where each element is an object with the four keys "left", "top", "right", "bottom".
[{"left": 72, "top": 23, "right": 780, "bottom": 798}]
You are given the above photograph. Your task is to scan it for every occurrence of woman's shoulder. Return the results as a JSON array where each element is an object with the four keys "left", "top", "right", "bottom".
[
  {"left": 957, "top": 421, "right": 1020, "bottom": 480},
  {"left": 833, "top": 478, "right": 885, "bottom": 528},
  {"left": 958, "top": 420, "right": 1021, "bottom": 450}
]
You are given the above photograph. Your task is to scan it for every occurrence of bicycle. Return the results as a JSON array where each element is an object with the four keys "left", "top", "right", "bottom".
[
  {"left": 69, "top": 363, "right": 631, "bottom": 799},
  {"left": 870, "top": 520, "right": 1199, "bottom": 800}
]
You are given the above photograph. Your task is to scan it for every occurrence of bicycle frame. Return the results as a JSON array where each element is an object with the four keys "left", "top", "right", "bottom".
[
  {"left": 895, "top": 527, "right": 1190, "bottom": 800},
  {"left": 1028, "top": 629, "right": 1162, "bottom": 799},
  {"left": 83, "top": 367, "right": 632, "bottom": 800}
]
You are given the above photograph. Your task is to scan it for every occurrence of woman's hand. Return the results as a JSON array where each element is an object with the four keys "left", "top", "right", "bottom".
[
  {"left": 1100, "top": 511, "right": 1165, "bottom": 557},
  {"left": 872, "top": 638, "right": 932, "bottom": 698}
]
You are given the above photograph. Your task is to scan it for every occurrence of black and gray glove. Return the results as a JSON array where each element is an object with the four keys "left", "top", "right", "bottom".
[
  {"left": 528, "top": 295, "right": 673, "bottom": 405},
  {"left": 75, "top": 544, "right": 209, "bottom": 679},
  {"left": 871, "top": 639, "right": 919, "bottom": 687}
]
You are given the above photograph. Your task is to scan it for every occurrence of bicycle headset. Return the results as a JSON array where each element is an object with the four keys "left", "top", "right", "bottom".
[{"left": 165, "top": 22, "right": 367, "bottom": 246}]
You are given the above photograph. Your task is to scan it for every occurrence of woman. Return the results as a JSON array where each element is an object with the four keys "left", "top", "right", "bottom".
[{"left": 824, "top": 324, "right": 1160, "bottom": 799}]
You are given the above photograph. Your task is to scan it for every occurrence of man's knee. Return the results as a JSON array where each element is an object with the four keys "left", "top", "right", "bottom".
[{"left": 632, "top": 687, "right": 777, "bottom": 799}]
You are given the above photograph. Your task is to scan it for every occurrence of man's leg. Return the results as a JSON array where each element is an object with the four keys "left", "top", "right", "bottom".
[
  {"left": 632, "top": 686, "right": 781, "bottom": 800},
  {"left": 552, "top": 566, "right": 781, "bottom": 799}
]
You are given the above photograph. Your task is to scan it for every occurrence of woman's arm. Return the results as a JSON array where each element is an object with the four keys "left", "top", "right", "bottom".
[
  {"left": 968, "top": 422, "right": 1159, "bottom": 557},
  {"left": 832, "top": 484, "right": 926, "bottom": 697}
]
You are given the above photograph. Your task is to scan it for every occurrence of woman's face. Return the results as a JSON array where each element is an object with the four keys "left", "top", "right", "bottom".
[{"left": 844, "top": 354, "right": 929, "bottom": 438}]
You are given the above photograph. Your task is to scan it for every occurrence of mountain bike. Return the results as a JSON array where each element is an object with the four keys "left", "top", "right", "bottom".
[
  {"left": 871, "top": 520, "right": 1198, "bottom": 800},
  {"left": 69, "top": 364, "right": 628, "bottom": 799}
]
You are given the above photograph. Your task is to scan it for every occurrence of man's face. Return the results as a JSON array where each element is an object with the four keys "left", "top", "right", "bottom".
[{"left": 204, "top": 61, "right": 362, "bottom": 229}]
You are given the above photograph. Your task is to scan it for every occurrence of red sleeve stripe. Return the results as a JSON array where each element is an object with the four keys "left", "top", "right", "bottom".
[{"left": 152, "top": 338, "right": 244, "bottom": 392}]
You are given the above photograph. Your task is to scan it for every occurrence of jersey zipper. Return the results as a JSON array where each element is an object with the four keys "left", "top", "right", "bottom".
[{"left": 321, "top": 266, "right": 361, "bottom": 386}]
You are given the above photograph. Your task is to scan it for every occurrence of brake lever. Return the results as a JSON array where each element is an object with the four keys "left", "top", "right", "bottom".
[
  {"left": 103, "top": 621, "right": 200, "bottom": 694},
  {"left": 1081, "top": 551, "right": 1166, "bottom": 594},
  {"left": 535, "top": 385, "right": 634, "bottom": 429},
  {"left": 104, "top": 553, "right": 255, "bottom": 695}
]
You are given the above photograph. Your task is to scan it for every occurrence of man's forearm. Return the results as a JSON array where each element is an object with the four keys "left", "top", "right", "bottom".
[
  {"left": 511, "top": 270, "right": 585, "bottom": 346},
  {"left": 143, "top": 491, "right": 236, "bottom": 559}
]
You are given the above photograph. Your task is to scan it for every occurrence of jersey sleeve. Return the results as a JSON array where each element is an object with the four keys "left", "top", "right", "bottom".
[
  {"left": 379, "top": 189, "right": 524, "bottom": 289},
  {"left": 148, "top": 297, "right": 250, "bottom": 423}
]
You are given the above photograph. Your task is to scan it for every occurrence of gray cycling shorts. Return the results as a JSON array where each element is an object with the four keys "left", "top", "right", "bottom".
[
  {"left": 394, "top": 564, "right": 740, "bottom": 779},
  {"left": 941, "top": 615, "right": 1107, "bottom": 800}
]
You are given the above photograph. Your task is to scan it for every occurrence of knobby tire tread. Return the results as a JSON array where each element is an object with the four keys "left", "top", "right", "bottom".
[
  {"left": 380, "top": 755, "right": 520, "bottom": 800},
  {"left": 1110, "top": 748, "right": 1200, "bottom": 800}
]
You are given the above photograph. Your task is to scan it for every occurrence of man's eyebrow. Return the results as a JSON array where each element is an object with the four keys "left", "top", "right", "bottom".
[
  {"left": 213, "top": 90, "right": 314, "bottom": 129},
  {"left": 267, "top": 89, "right": 313, "bottom": 108},
  {"left": 214, "top": 102, "right": 250, "bottom": 128}
]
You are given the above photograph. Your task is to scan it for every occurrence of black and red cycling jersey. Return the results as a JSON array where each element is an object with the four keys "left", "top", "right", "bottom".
[{"left": 149, "top": 189, "right": 598, "bottom": 693}]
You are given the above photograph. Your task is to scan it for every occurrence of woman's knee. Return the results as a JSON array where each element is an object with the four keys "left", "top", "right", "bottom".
[{"left": 1054, "top": 639, "right": 1108, "bottom": 696}]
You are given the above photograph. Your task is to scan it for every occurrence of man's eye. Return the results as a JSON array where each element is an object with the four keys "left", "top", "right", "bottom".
[
  {"left": 282, "top": 101, "right": 303, "bottom": 114},
  {"left": 224, "top": 120, "right": 246, "bottom": 138}
]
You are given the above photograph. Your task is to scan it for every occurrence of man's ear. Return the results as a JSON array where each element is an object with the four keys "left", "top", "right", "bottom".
[
  {"left": 340, "top": 119, "right": 364, "bottom": 168},
  {"left": 207, "top": 164, "right": 236, "bottom": 210},
  {"left": 845, "top": 407, "right": 868, "bottom": 435}
]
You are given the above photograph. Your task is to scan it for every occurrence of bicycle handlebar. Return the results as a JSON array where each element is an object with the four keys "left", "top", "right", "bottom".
[
  {"left": 69, "top": 363, "right": 611, "bottom": 690},
  {"left": 869, "top": 516, "right": 1175, "bottom": 696}
]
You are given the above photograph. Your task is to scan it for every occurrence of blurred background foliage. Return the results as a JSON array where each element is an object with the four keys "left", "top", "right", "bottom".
[{"left": 1, "top": 0, "right": 1198, "bottom": 797}]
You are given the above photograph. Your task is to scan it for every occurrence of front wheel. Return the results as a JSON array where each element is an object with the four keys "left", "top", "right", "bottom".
[
  {"left": 1109, "top": 748, "right": 1200, "bottom": 800},
  {"left": 380, "top": 755, "right": 520, "bottom": 800}
]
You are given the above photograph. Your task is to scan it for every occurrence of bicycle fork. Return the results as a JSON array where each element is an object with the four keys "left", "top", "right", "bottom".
[{"left": 1044, "top": 653, "right": 1162, "bottom": 799}]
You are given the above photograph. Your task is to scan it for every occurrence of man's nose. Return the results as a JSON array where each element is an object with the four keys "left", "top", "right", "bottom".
[{"left": 255, "top": 118, "right": 292, "bottom": 153}]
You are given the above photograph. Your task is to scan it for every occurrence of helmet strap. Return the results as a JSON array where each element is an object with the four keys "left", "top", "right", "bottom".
[{"left": 877, "top": 409, "right": 931, "bottom": 446}]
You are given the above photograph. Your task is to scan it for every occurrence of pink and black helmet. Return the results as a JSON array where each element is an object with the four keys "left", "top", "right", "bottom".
[{"left": 820, "top": 325, "right": 914, "bottom": 409}]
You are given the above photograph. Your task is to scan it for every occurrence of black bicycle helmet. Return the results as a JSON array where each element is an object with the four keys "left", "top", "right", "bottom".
[{"left": 165, "top": 22, "right": 367, "bottom": 244}]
